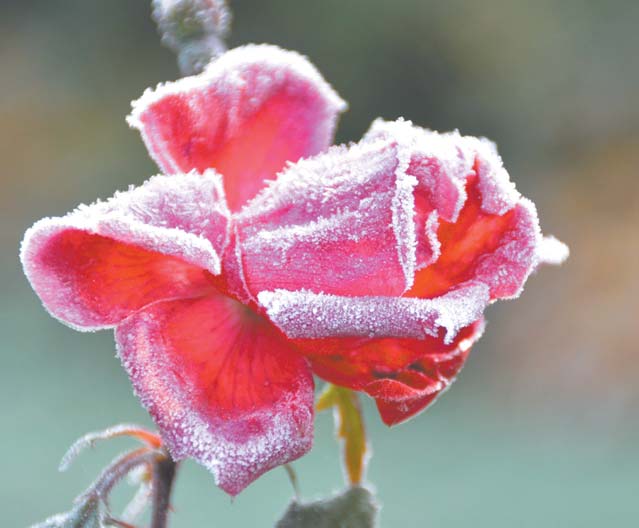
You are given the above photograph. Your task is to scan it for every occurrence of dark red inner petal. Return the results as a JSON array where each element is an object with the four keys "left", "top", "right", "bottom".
[
  {"left": 40, "top": 230, "right": 214, "bottom": 325},
  {"left": 298, "top": 322, "right": 481, "bottom": 426},
  {"left": 407, "top": 174, "right": 514, "bottom": 299},
  {"left": 297, "top": 323, "right": 475, "bottom": 391},
  {"left": 373, "top": 390, "right": 440, "bottom": 426}
]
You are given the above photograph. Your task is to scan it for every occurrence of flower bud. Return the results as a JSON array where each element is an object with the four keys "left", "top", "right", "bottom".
[{"left": 152, "top": 0, "right": 231, "bottom": 74}]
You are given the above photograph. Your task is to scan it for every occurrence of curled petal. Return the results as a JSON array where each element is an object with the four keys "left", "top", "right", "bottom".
[
  {"left": 129, "top": 44, "right": 347, "bottom": 210},
  {"left": 365, "top": 118, "right": 544, "bottom": 300},
  {"left": 364, "top": 119, "right": 547, "bottom": 300},
  {"left": 115, "top": 294, "right": 315, "bottom": 496},
  {"left": 21, "top": 172, "right": 229, "bottom": 330},
  {"left": 364, "top": 118, "right": 521, "bottom": 216},
  {"left": 258, "top": 281, "right": 489, "bottom": 345},
  {"left": 238, "top": 138, "right": 421, "bottom": 296},
  {"left": 364, "top": 118, "right": 471, "bottom": 223},
  {"left": 408, "top": 180, "right": 541, "bottom": 300}
]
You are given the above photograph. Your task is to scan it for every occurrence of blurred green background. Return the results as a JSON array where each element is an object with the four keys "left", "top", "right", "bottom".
[{"left": 2, "top": 0, "right": 638, "bottom": 526}]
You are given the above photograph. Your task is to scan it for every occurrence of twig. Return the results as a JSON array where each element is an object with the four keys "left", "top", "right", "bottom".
[{"left": 150, "top": 451, "right": 177, "bottom": 528}]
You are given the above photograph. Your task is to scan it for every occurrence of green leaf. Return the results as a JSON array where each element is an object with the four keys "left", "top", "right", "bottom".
[
  {"left": 30, "top": 496, "right": 104, "bottom": 528},
  {"left": 276, "top": 486, "right": 379, "bottom": 528}
]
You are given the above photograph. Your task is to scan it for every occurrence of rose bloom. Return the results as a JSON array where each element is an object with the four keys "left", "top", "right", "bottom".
[{"left": 20, "top": 45, "right": 567, "bottom": 495}]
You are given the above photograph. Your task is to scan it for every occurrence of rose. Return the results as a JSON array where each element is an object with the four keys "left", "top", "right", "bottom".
[{"left": 21, "top": 44, "right": 567, "bottom": 495}]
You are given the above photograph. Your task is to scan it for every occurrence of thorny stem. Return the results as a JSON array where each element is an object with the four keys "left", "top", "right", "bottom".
[{"left": 150, "top": 450, "right": 178, "bottom": 528}]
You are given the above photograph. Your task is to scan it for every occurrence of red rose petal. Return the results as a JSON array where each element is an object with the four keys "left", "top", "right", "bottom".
[
  {"left": 301, "top": 321, "right": 484, "bottom": 426},
  {"left": 408, "top": 177, "right": 540, "bottom": 300},
  {"left": 115, "top": 294, "right": 315, "bottom": 496},
  {"left": 129, "top": 44, "right": 346, "bottom": 211},
  {"left": 364, "top": 118, "right": 471, "bottom": 223},
  {"left": 365, "top": 119, "right": 541, "bottom": 301},
  {"left": 237, "top": 138, "right": 421, "bottom": 297},
  {"left": 243, "top": 119, "right": 555, "bottom": 427},
  {"left": 21, "top": 173, "right": 229, "bottom": 329},
  {"left": 258, "top": 281, "right": 489, "bottom": 344}
]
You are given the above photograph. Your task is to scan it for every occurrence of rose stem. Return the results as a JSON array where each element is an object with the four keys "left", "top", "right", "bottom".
[{"left": 150, "top": 451, "right": 177, "bottom": 528}]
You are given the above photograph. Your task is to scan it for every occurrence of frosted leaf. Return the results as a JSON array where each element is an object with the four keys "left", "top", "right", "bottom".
[
  {"left": 59, "top": 423, "right": 160, "bottom": 472},
  {"left": 31, "top": 448, "right": 158, "bottom": 528},
  {"left": 276, "top": 486, "right": 379, "bottom": 528},
  {"left": 129, "top": 44, "right": 347, "bottom": 211},
  {"left": 20, "top": 172, "right": 228, "bottom": 331},
  {"left": 29, "top": 496, "right": 103, "bottom": 528},
  {"left": 115, "top": 295, "right": 315, "bottom": 496},
  {"left": 83, "top": 448, "right": 158, "bottom": 500},
  {"left": 258, "top": 281, "right": 489, "bottom": 345}
]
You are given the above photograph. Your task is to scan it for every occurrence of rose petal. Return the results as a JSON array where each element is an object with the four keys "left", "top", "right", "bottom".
[
  {"left": 364, "top": 118, "right": 471, "bottom": 223},
  {"left": 128, "top": 44, "right": 347, "bottom": 211},
  {"left": 238, "top": 119, "right": 547, "bottom": 301},
  {"left": 21, "top": 172, "right": 229, "bottom": 330},
  {"left": 299, "top": 321, "right": 485, "bottom": 426},
  {"left": 364, "top": 118, "right": 521, "bottom": 216},
  {"left": 365, "top": 119, "right": 541, "bottom": 299},
  {"left": 115, "top": 294, "right": 315, "bottom": 496},
  {"left": 237, "top": 138, "right": 420, "bottom": 296},
  {"left": 258, "top": 281, "right": 489, "bottom": 345},
  {"left": 407, "top": 177, "right": 541, "bottom": 300}
]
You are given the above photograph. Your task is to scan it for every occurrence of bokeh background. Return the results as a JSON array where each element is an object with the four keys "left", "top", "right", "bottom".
[{"left": 2, "top": 0, "right": 638, "bottom": 526}]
